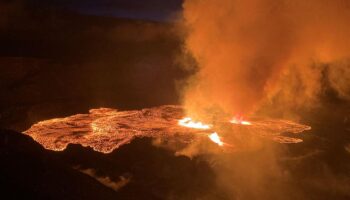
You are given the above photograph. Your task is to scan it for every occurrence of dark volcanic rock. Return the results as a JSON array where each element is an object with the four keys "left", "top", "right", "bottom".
[
  {"left": 0, "top": 129, "right": 222, "bottom": 200},
  {"left": 0, "top": 129, "right": 120, "bottom": 199}
]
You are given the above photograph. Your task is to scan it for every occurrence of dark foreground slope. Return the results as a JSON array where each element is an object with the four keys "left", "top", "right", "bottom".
[
  {"left": 0, "top": 129, "right": 119, "bottom": 199},
  {"left": 0, "top": 129, "right": 221, "bottom": 200}
]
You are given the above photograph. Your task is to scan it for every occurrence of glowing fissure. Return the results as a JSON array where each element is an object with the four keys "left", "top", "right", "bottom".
[
  {"left": 208, "top": 132, "right": 224, "bottom": 146},
  {"left": 178, "top": 117, "right": 212, "bottom": 130},
  {"left": 178, "top": 117, "right": 226, "bottom": 146},
  {"left": 230, "top": 116, "right": 252, "bottom": 125}
]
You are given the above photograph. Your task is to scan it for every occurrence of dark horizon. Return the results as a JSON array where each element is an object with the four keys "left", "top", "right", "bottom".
[{"left": 2, "top": 0, "right": 183, "bottom": 22}]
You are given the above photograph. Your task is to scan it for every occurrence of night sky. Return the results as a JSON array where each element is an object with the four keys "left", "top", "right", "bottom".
[{"left": 26, "top": 0, "right": 183, "bottom": 21}]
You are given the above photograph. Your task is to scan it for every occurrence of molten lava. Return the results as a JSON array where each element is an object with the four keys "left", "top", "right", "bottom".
[
  {"left": 208, "top": 132, "right": 224, "bottom": 146},
  {"left": 178, "top": 117, "right": 225, "bottom": 146},
  {"left": 178, "top": 117, "right": 212, "bottom": 129},
  {"left": 230, "top": 116, "right": 252, "bottom": 125},
  {"left": 24, "top": 105, "right": 311, "bottom": 154}
]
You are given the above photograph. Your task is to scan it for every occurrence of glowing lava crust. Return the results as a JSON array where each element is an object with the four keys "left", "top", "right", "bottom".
[{"left": 24, "top": 105, "right": 311, "bottom": 153}]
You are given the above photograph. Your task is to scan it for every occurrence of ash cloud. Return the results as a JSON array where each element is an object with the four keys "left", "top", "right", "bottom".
[{"left": 182, "top": 0, "right": 350, "bottom": 118}]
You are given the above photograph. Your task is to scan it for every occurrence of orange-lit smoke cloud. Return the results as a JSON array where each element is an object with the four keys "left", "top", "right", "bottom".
[{"left": 182, "top": 0, "right": 350, "bottom": 118}]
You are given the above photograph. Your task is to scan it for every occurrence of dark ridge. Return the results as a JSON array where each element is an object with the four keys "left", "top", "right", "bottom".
[{"left": 0, "top": 9, "right": 189, "bottom": 131}]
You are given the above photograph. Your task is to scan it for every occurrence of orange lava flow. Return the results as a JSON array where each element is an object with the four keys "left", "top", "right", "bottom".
[{"left": 23, "top": 105, "right": 311, "bottom": 153}]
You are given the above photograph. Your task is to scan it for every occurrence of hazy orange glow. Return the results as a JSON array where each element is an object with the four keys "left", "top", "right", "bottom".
[
  {"left": 208, "top": 132, "right": 224, "bottom": 146},
  {"left": 178, "top": 117, "right": 212, "bottom": 130}
]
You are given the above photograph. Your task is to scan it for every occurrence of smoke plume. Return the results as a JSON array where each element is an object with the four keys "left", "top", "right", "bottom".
[
  {"left": 179, "top": 1, "right": 350, "bottom": 199},
  {"left": 182, "top": 0, "right": 350, "bottom": 118}
]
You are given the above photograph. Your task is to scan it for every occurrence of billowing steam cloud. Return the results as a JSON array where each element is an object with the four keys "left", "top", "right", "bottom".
[
  {"left": 182, "top": 0, "right": 350, "bottom": 118},
  {"left": 180, "top": 1, "right": 350, "bottom": 199}
]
